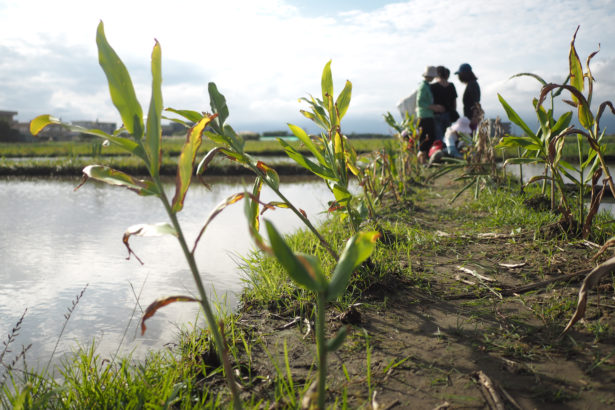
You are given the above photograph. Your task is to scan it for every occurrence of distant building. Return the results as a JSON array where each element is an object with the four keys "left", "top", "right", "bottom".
[
  {"left": 0, "top": 110, "right": 18, "bottom": 126},
  {"left": 71, "top": 120, "right": 116, "bottom": 137},
  {"left": 486, "top": 118, "right": 511, "bottom": 138},
  {"left": 0, "top": 110, "right": 27, "bottom": 142}
]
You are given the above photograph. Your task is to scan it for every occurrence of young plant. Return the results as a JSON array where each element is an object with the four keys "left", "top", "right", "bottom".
[
  {"left": 245, "top": 195, "right": 379, "bottom": 409},
  {"left": 383, "top": 111, "right": 422, "bottom": 194},
  {"left": 165, "top": 84, "right": 339, "bottom": 259},
  {"left": 280, "top": 61, "right": 366, "bottom": 232},
  {"left": 427, "top": 109, "right": 502, "bottom": 202},
  {"left": 30, "top": 22, "right": 242, "bottom": 409},
  {"left": 497, "top": 26, "right": 615, "bottom": 237}
]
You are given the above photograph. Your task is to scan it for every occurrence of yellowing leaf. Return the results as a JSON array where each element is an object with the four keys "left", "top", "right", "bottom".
[
  {"left": 172, "top": 114, "right": 216, "bottom": 213},
  {"left": 141, "top": 296, "right": 199, "bottom": 335},
  {"left": 192, "top": 193, "right": 246, "bottom": 254},
  {"left": 30, "top": 115, "right": 61, "bottom": 136},
  {"left": 77, "top": 165, "right": 159, "bottom": 196},
  {"left": 122, "top": 223, "right": 178, "bottom": 264}
]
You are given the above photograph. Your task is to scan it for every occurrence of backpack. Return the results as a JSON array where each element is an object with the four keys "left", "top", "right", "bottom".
[{"left": 397, "top": 90, "right": 417, "bottom": 118}]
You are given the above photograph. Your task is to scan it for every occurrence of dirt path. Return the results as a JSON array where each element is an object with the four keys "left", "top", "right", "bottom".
[{"left": 237, "top": 177, "right": 615, "bottom": 409}]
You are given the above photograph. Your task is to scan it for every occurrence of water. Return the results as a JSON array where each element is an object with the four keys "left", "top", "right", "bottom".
[
  {"left": 504, "top": 162, "right": 615, "bottom": 215},
  {"left": 0, "top": 176, "right": 337, "bottom": 366}
]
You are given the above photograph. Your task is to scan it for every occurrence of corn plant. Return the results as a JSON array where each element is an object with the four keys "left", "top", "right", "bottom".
[
  {"left": 30, "top": 22, "right": 243, "bottom": 409},
  {"left": 383, "top": 110, "right": 422, "bottom": 188},
  {"left": 245, "top": 194, "right": 379, "bottom": 409},
  {"left": 426, "top": 109, "right": 503, "bottom": 202},
  {"left": 280, "top": 61, "right": 366, "bottom": 232},
  {"left": 165, "top": 84, "right": 339, "bottom": 259},
  {"left": 497, "top": 26, "right": 615, "bottom": 237}
]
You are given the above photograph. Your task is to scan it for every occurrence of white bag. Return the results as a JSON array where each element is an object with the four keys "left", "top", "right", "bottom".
[{"left": 397, "top": 90, "right": 417, "bottom": 118}]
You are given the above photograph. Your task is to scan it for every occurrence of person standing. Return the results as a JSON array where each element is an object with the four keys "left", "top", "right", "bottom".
[
  {"left": 430, "top": 66, "right": 459, "bottom": 140},
  {"left": 455, "top": 63, "right": 481, "bottom": 130},
  {"left": 416, "top": 65, "right": 445, "bottom": 164}
]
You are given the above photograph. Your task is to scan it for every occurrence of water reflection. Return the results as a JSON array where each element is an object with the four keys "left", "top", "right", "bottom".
[
  {"left": 505, "top": 162, "right": 615, "bottom": 215},
  {"left": 0, "top": 176, "right": 337, "bottom": 365}
]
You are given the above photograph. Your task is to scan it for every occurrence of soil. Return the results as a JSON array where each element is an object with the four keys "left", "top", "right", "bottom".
[{"left": 231, "top": 176, "right": 615, "bottom": 409}]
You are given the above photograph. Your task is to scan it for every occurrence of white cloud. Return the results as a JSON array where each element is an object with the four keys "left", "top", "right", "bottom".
[{"left": 1, "top": 0, "right": 614, "bottom": 132}]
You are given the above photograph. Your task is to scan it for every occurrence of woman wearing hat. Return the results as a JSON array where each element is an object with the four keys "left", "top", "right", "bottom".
[
  {"left": 455, "top": 63, "right": 481, "bottom": 130},
  {"left": 416, "top": 65, "right": 445, "bottom": 164},
  {"left": 430, "top": 66, "right": 459, "bottom": 140}
]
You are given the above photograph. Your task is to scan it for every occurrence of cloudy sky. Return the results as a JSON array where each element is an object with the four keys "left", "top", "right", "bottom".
[{"left": 1, "top": 0, "right": 614, "bottom": 134}]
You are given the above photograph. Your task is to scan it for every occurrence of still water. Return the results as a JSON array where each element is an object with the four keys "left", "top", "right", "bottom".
[
  {"left": 0, "top": 176, "right": 336, "bottom": 366},
  {"left": 505, "top": 162, "right": 615, "bottom": 214}
]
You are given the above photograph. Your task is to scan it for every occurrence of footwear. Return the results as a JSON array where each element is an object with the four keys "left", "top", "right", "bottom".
[
  {"left": 417, "top": 151, "right": 426, "bottom": 164},
  {"left": 428, "top": 149, "right": 444, "bottom": 166}
]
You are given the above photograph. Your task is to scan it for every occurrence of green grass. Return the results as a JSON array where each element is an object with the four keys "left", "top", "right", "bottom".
[{"left": 0, "top": 138, "right": 391, "bottom": 159}]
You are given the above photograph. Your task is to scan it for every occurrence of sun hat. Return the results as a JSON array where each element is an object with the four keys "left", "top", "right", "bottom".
[
  {"left": 422, "top": 65, "right": 438, "bottom": 78},
  {"left": 455, "top": 63, "right": 472, "bottom": 75},
  {"left": 451, "top": 116, "right": 472, "bottom": 134}
]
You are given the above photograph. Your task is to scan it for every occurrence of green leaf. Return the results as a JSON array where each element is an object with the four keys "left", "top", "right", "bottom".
[
  {"left": 208, "top": 82, "right": 229, "bottom": 131},
  {"left": 578, "top": 102, "right": 595, "bottom": 130},
  {"left": 244, "top": 188, "right": 269, "bottom": 254},
  {"left": 498, "top": 94, "right": 535, "bottom": 138},
  {"left": 278, "top": 139, "right": 337, "bottom": 180},
  {"left": 336, "top": 80, "right": 352, "bottom": 120},
  {"left": 171, "top": 115, "right": 213, "bottom": 213},
  {"left": 196, "top": 147, "right": 224, "bottom": 176},
  {"left": 256, "top": 161, "right": 280, "bottom": 190},
  {"left": 558, "top": 165, "right": 580, "bottom": 185},
  {"left": 551, "top": 111, "right": 573, "bottom": 135},
  {"left": 96, "top": 21, "right": 144, "bottom": 139},
  {"left": 327, "top": 231, "right": 380, "bottom": 301},
  {"left": 287, "top": 123, "right": 327, "bottom": 165},
  {"left": 321, "top": 60, "right": 334, "bottom": 105},
  {"left": 535, "top": 104, "right": 550, "bottom": 141},
  {"left": 569, "top": 28, "right": 584, "bottom": 99},
  {"left": 223, "top": 124, "right": 245, "bottom": 154},
  {"left": 265, "top": 220, "right": 323, "bottom": 292},
  {"left": 145, "top": 40, "right": 163, "bottom": 176},
  {"left": 204, "top": 130, "right": 232, "bottom": 147},
  {"left": 510, "top": 72, "right": 546, "bottom": 85},
  {"left": 326, "top": 326, "right": 347, "bottom": 352},
  {"left": 495, "top": 136, "right": 540, "bottom": 150},
  {"left": 165, "top": 108, "right": 204, "bottom": 123},
  {"left": 332, "top": 184, "right": 352, "bottom": 206},
  {"left": 503, "top": 157, "right": 542, "bottom": 166},
  {"left": 79, "top": 165, "right": 159, "bottom": 196}
]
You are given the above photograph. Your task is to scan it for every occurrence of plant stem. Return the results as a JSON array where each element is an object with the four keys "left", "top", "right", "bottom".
[
  {"left": 156, "top": 181, "right": 242, "bottom": 410},
  {"left": 577, "top": 135, "right": 585, "bottom": 225},
  {"left": 317, "top": 292, "right": 327, "bottom": 410},
  {"left": 270, "top": 184, "right": 339, "bottom": 260}
]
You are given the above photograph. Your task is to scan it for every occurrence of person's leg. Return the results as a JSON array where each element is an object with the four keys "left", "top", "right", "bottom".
[{"left": 418, "top": 118, "right": 436, "bottom": 154}]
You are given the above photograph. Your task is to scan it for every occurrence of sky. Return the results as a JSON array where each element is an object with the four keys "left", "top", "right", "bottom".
[{"left": 1, "top": 0, "right": 614, "bottom": 135}]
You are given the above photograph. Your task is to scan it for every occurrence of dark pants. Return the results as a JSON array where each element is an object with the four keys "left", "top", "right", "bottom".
[
  {"left": 433, "top": 112, "right": 451, "bottom": 141},
  {"left": 418, "top": 117, "right": 436, "bottom": 154}
]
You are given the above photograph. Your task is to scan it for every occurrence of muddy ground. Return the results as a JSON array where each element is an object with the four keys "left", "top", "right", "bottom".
[{"left": 233, "top": 177, "right": 615, "bottom": 409}]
